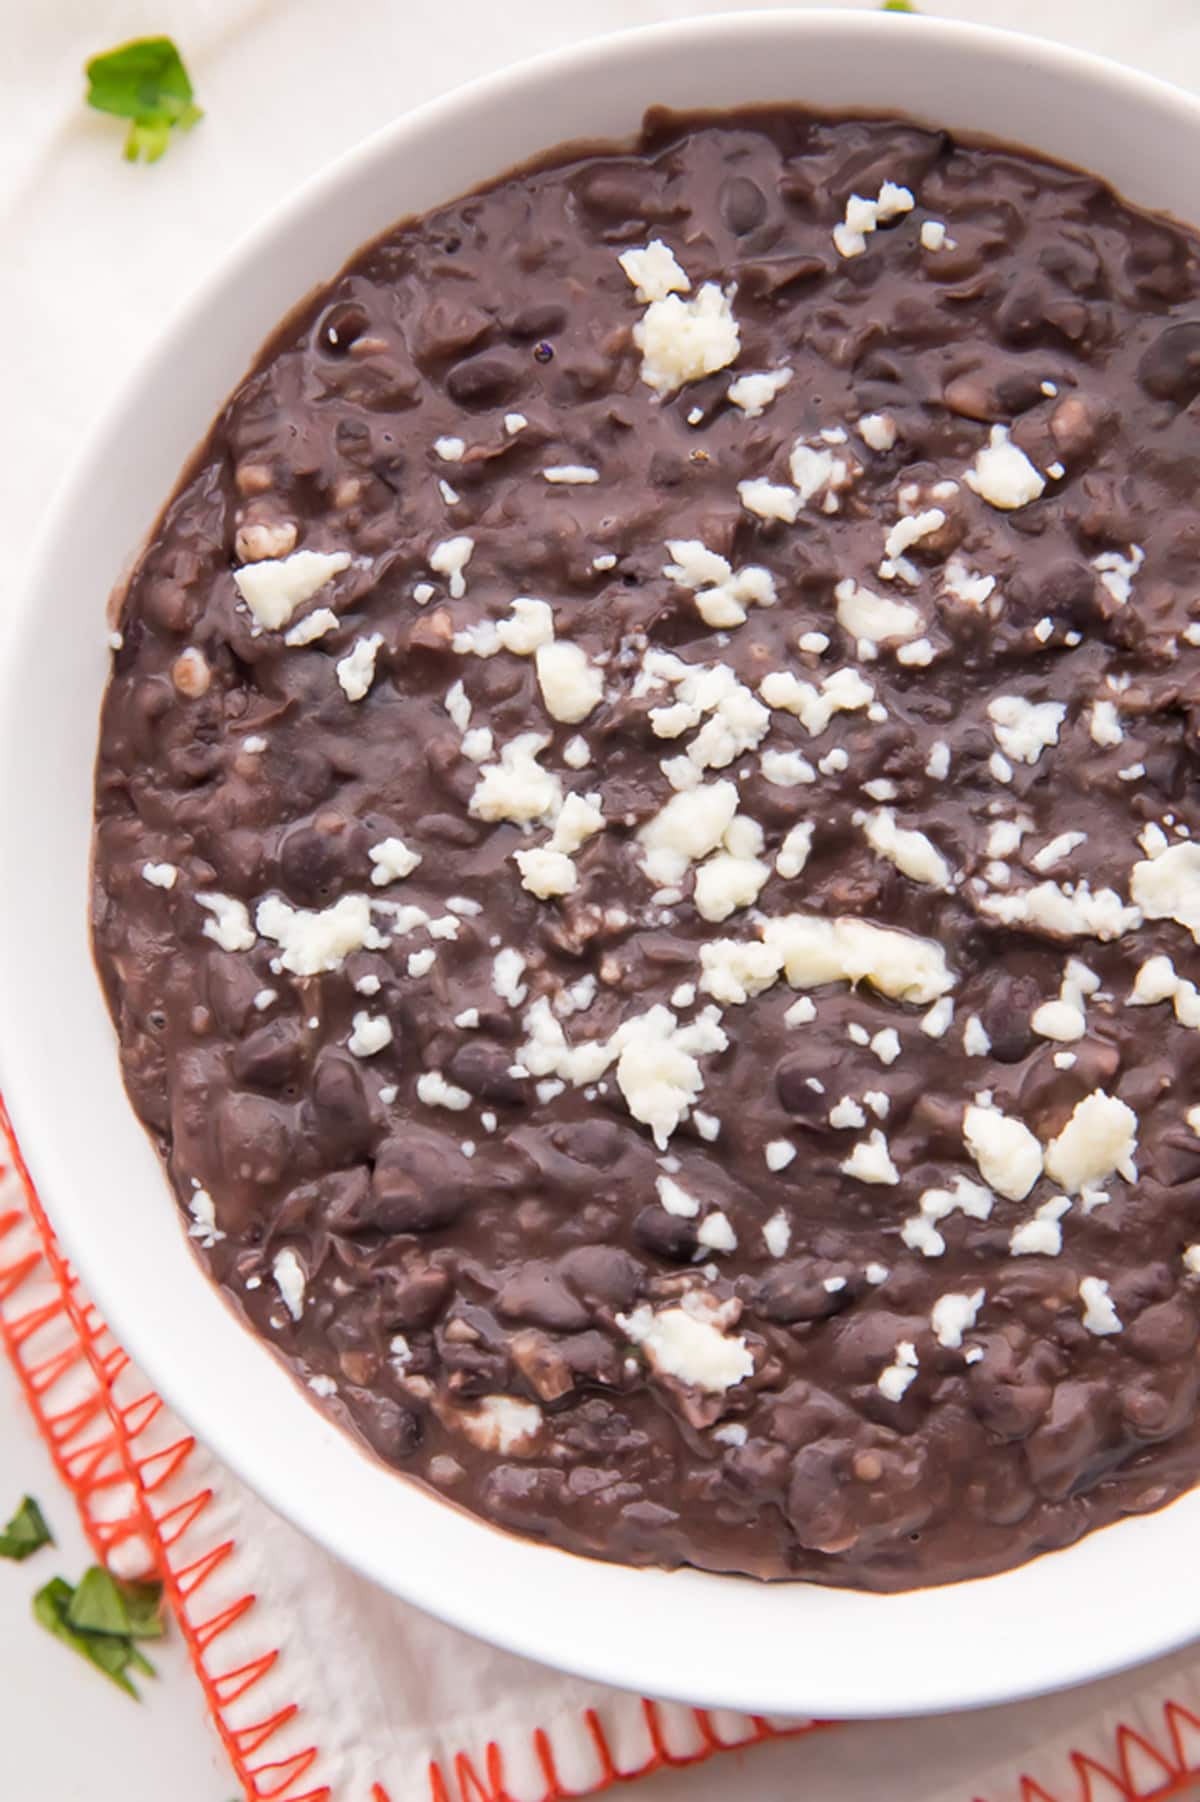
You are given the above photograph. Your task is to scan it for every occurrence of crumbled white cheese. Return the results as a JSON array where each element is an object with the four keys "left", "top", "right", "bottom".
[
  {"left": 1128, "top": 954, "right": 1200, "bottom": 1030},
  {"left": 663, "top": 539, "right": 777, "bottom": 629},
  {"left": 931, "top": 1288, "right": 984, "bottom": 1349},
  {"left": 877, "top": 1340, "right": 918, "bottom": 1402},
  {"left": 520, "top": 1000, "right": 727, "bottom": 1150},
  {"left": 880, "top": 508, "right": 945, "bottom": 585},
  {"left": 234, "top": 549, "right": 351, "bottom": 629},
  {"left": 634, "top": 284, "right": 741, "bottom": 396},
  {"left": 980, "top": 880, "right": 1141, "bottom": 942},
  {"left": 495, "top": 596, "right": 555, "bottom": 655},
  {"left": 788, "top": 437, "right": 860, "bottom": 513},
  {"left": 368, "top": 837, "right": 421, "bottom": 885},
  {"left": 943, "top": 559, "right": 996, "bottom": 608},
  {"left": 834, "top": 578, "right": 922, "bottom": 646},
  {"left": 493, "top": 947, "right": 527, "bottom": 1008},
  {"left": 833, "top": 182, "right": 914, "bottom": 259},
  {"left": 284, "top": 606, "right": 339, "bottom": 647},
  {"left": 617, "top": 1296, "right": 752, "bottom": 1392},
  {"left": 1079, "top": 1275, "right": 1122, "bottom": 1336},
  {"left": 1031, "top": 957, "right": 1099, "bottom": 1043},
  {"left": 197, "top": 893, "right": 256, "bottom": 953},
  {"left": 697, "top": 1211, "right": 737, "bottom": 1253},
  {"left": 762, "top": 913, "right": 954, "bottom": 1005},
  {"left": 776, "top": 822, "right": 814, "bottom": 880},
  {"left": 536, "top": 640, "right": 604, "bottom": 723},
  {"left": 858, "top": 808, "right": 951, "bottom": 889},
  {"left": 618, "top": 240, "right": 689, "bottom": 303},
  {"left": 347, "top": 1012, "right": 393, "bottom": 1058},
  {"left": 963, "top": 1102, "right": 1043, "bottom": 1201},
  {"left": 765, "top": 1140, "right": 796, "bottom": 1174},
  {"left": 1044, "top": 1090, "right": 1138, "bottom": 1193},
  {"left": 783, "top": 997, "right": 817, "bottom": 1027},
  {"left": 470, "top": 732, "right": 562, "bottom": 826},
  {"left": 840, "top": 1129, "right": 899, "bottom": 1186},
  {"left": 693, "top": 816, "right": 771, "bottom": 923},
  {"left": 638, "top": 778, "right": 739, "bottom": 886},
  {"left": 727, "top": 367, "right": 793, "bottom": 417},
  {"left": 1130, "top": 841, "right": 1200, "bottom": 943},
  {"left": 921, "top": 997, "right": 955, "bottom": 1039},
  {"left": 896, "top": 637, "right": 935, "bottom": 668},
  {"left": 920, "top": 219, "right": 952, "bottom": 251},
  {"left": 1031, "top": 831, "right": 1087, "bottom": 874},
  {"left": 142, "top": 861, "right": 177, "bottom": 890},
  {"left": 1088, "top": 699, "right": 1124, "bottom": 747},
  {"left": 454, "top": 1395, "right": 543, "bottom": 1454},
  {"left": 763, "top": 1210, "right": 791, "bottom": 1256},
  {"left": 255, "top": 893, "right": 382, "bottom": 975},
  {"left": 1092, "top": 544, "right": 1144, "bottom": 607},
  {"left": 830, "top": 1096, "right": 867, "bottom": 1131},
  {"left": 1010, "top": 1195, "right": 1071, "bottom": 1257},
  {"left": 512, "top": 847, "right": 574, "bottom": 898},
  {"left": 964, "top": 426, "right": 1045, "bottom": 510},
  {"left": 543, "top": 465, "right": 600, "bottom": 485},
  {"left": 656, "top": 1173, "right": 700, "bottom": 1219},
  {"left": 699, "top": 938, "right": 784, "bottom": 1006},
  {"left": 902, "top": 1175, "right": 993, "bottom": 1258},
  {"left": 758, "top": 664, "right": 874, "bottom": 736},
  {"left": 858, "top": 412, "right": 897, "bottom": 452},
  {"left": 416, "top": 1070, "right": 472, "bottom": 1112},
  {"left": 987, "top": 695, "right": 1066, "bottom": 766},
  {"left": 186, "top": 1188, "right": 223, "bottom": 1248},
  {"left": 272, "top": 1248, "right": 306, "bottom": 1320},
  {"left": 737, "top": 478, "right": 801, "bottom": 524},
  {"left": 926, "top": 740, "right": 951, "bottom": 781},
  {"left": 430, "top": 535, "right": 474, "bottom": 599},
  {"left": 336, "top": 633, "right": 383, "bottom": 702}
]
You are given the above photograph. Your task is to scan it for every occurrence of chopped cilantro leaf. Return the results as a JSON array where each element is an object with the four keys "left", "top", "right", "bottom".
[
  {"left": 84, "top": 37, "right": 202, "bottom": 163},
  {"left": 881, "top": 1, "right": 917, "bottom": 10},
  {"left": 33, "top": 1568, "right": 163, "bottom": 1696},
  {"left": 0, "top": 1495, "right": 52, "bottom": 1561}
]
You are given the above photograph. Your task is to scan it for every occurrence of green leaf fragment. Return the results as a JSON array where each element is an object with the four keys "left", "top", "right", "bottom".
[
  {"left": 120, "top": 1578, "right": 167, "bottom": 1640},
  {"left": 0, "top": 1495, "right": 53, "bottom": 1561},
  {"left": 67, "top": 1564, "right": 132, "bottom": 1636},
  {"left": 33, "top": 1568, "right": 164, "bottom": 1697},
  {"left": 84, "top": 37, "right": 203, "bottom": 163},
  {"left": 881, "top": 1, "right": 918, "bottom": 10}
]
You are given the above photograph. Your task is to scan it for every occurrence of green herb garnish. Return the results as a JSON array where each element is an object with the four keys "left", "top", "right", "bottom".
[
  {"left": 84, "top": 37, "right": 202, "bottom": 163},
  {"left": 0, "top": 1495, "right": 52, "bottom": 1561},
  {"left": 881, "top": 1, "right": 918, "bottom": 10},
  {"left": 33, "top": 1568, "right": 164, "bottom": 1697}
]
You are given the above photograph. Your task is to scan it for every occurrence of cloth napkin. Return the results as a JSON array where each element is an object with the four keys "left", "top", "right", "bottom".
[
  {"left": 7, "top": 1118, "right": 1200, "bottom": 1802},
  {"left": 7, "top": 2, "right": 1200, "bottom": 1798}
]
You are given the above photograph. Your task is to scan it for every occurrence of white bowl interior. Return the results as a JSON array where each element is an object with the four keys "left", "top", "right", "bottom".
[{"left": 3, "top": 9, "right": 1200, "bottom": 1718}]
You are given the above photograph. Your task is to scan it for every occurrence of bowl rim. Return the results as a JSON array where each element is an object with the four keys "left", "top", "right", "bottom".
[{"left": 6, "top": 4, "right": 1200, "bottom": 1720}]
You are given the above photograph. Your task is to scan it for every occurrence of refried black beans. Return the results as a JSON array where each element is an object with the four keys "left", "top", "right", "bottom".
[{"left": 92, "top": 109, "right": 1200, "bottom": 1589}]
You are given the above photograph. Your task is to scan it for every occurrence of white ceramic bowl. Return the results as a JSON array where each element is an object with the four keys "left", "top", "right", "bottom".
[{"left": 3, "top": 8, "right": 1200, "bottom": 1720}]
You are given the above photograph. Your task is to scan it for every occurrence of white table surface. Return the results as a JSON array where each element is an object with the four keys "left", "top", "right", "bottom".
[{"left": 5, "top": 0, "right": 1200, "bottom": 1795}]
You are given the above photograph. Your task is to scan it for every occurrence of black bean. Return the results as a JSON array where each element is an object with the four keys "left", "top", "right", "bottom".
[
  {"left": 632, "top": 1205, "right": 700, "bottom": 1264},
  {"left": 445, "top": 351, "right": 524, "bottom": 407},
  {"left": 1137, "top": 319, "right": 1200, "bottom": 404},
  {"left": 720, "top": 175, "right": 768, "bottom": 235}
]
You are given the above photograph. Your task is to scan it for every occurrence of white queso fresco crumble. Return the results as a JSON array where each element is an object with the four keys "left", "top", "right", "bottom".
[{"left": 94, "top": 110, "right": 1200, "bottom": 1588}]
